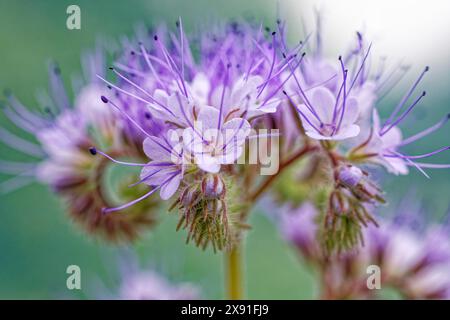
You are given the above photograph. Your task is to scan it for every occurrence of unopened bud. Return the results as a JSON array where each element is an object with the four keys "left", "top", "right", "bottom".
[
  {"left": 338, "top": 165, "right": 363, "bottom": 188},
  {"left": 201, "top": 174, "right": 225, "bottom": 199},
  {"left": 206, "top": 199, "right": 223, "bottom": 214},
  {"left": 180, "top": 184, "right": 201, "bottom": 208}
]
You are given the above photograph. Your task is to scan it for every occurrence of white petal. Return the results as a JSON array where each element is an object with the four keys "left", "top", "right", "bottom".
[
  {"left": 309, "top": 87, "right": 336, "bottom": 124},
  {"left": 143, "top": 136, "right": 170, "bottom": 160},
  {"left": 196, "top": 106, "right": 220, "bottom": 130},
  {"left": 332, "top": 124, "right": 361, "bottom": 140},
  {"left": 382, "top": 126, "right": 403, "bottom": 149},
  {"left": 196, "top": 154, "right": 220, "bottom": 173},
  {"left": 160, "top": 174, "right": 181, "bottom": 200},
  {"left": 340, "top": 96, "right": 359, "bottom": 127}
]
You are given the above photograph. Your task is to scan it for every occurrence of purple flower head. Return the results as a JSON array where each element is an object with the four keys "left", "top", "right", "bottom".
[
  {"left": 279, "top": 198, "right": 450, "bottom": 299},
  {"left": 93, "top": 20, "right": 283, "bottom": 215},
  {"left": 99, "top": 20, "right": 282, "bottom": 132},
  {"left": 0, "top": 49, "right": 160, "bottom": 242},
  {"left": 182, "top": 106, "right": 251, "bottom": 173},
  {"left": 291, "top": 86, "right": 361, "bottom": 140},
  {"left": 349, "top": 66, "right": 450, "bottom": 177},
  {"left": 279, "top": 28, "right": 375, "bottom": 141}
]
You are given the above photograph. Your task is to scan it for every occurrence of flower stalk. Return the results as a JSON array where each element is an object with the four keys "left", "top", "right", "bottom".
[{"left": 225, "top": 243, "right": 243, "bottom": 300}]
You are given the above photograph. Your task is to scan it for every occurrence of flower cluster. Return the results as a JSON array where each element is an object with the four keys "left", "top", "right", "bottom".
[
  {"left": 1, "top": 18, "right": 449, "bottom": 256},
  {"left": 270, "top": 21, "right": 449, "bottom": 250},
  {"left": 0, "top": 49, "right": 160, "bottom": 242},
  {"left": 279, "top": 201, "right": 450, "bottom": 299},
  {"left": 85, "top": 20, "right": 288, "bottom": 250}
]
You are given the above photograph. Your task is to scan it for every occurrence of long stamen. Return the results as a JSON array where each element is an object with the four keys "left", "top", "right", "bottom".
[
  {"left": 100, "top": 96, "right": 153, "bottom": 138},
  {"left": 283, "top": 51, "right": 323, "bottom": 124},
  {"left": 377, "top": 66, "right": 410, "bottom": 102},
  {"left": 403, "top": 156, "right": 430, "bottom": 178},
  {"left": 399, "top": 113, "right": 450, "bottom": 146},
  {"left": 218, "top": 63, "right": 231, "bottom": 130},
  {"left": 96, "top": 75, "right": 155, "bottom": 106},
  {"left": 256, "top": 54, "right": 297, "bottom": 90},
  {"left": 154, "top": 35, "right": 188, "bottom": 97},
  {"left": 0, "top": 128, "right": 45, "bottom": 157},
  {"left": 347, "top": 43, "right": 372, "bottom": 94},
  {"left": 381, "top": 91, "right": 426, "bottom": 136},
  {"left": 0, "top": 160, "right": 36, "bottom": 174},
  {"left": 177, "top": 17, "right": 185, "bottom": 79},
  {"left": 128, "top": 166, "right": 171, "bottom": 188},
  {"left": 283, "top": 90, "right": 321, "bottom": 134},
  {"left": 102, "top": 170, "right": 180, "bottom": 214},
  {"left": 49, "top": 63, "right": 70, "bottom": 110},
  {"left": 135, "top": 50, "right": 172, "bottom": 71},
  {"left": 2, "top": 106, "right": 39, "bottom": 133},
  {"left": 4, "top": 92, "right": 48, "bottom": 126},
  {"left": 138, "top": 42, "right": 167, "bottom": 90},
  {"left": 335, "top": 67, "right": 349, "bottom": 133},
  {"left": 113, "top": 63, "right": 147, "bottom": 78},
  {"left": 109, "top": 67, "right": 175, "bottom": 116},
  {"left": 374, "top": 57, "right": 387, "bottom": 81},
  {"left": 0, "top": 174, "right": 35, "bottom": 194},
  {"left": 408, "top": 162, "right": 450, "bottom": 169},
  {"left": 315, "top": 9, "right": 323, "bottom": 56},
  {"left": 257, "top": 32, "right": 277, "bottom": 99},
  {"left": 89, "top": 147, "right": 148, "bottom": 166},
  {"left": 375, "top": 62, "right": 406, "bottom": 91},
  {"left": 102, "top": 186, "right": 159, "bottom": 214},
  {"left": 251, "top": 38, "right": 272, "bottom": 63},
  {"left": 384, "top": 146, "right": 450, "bottom": 159},
  {"left": 332, "top": 56, "right": 346, "bottom": 131},
  {"left": 381, "top": 66, "right": 429, "bottom": 130},
  {"left": 261, "top": 53, "right": 305, "bottom": 107}
]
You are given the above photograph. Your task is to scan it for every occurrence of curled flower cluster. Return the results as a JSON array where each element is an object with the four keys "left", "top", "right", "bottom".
[
  {"left": 279, "top": 201, "right": 450, "bottom": 299},
  {"left": 84, "top": 20, "right": 287, "bottom": 250},
  {"left": 268, "top": 21, "right": 449, "bottom": 250},
  {"left": 0, "top": 49, "right": 160, "bottom": 242},
  {"left": 1, "top": 17, "right": 449, "bottom": 258}
]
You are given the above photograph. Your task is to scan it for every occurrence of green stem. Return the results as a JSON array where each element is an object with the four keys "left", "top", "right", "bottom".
[{"left": 225, "top": 243, "right": 243, "bottom": 299}]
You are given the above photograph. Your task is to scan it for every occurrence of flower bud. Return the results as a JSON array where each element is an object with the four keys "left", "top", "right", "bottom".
[
  {"left": 201, "top": 174, "right": 225, "bottom": 199},
  {"left": 338, "top": 165, "right": 363, "bottom": 188},
  {"left": 206, "top": 198, "right": 223, "bottom": 214},
  {"left": 180, "top": 184, "right": 201, "bottom": 208}
]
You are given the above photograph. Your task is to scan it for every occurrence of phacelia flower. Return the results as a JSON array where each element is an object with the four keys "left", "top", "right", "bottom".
[
  {"left": 0, "top": 50, "right": 160, "bottom": 242},
  {"left": 348, "top": 66, "right": 450, "bottom": 176},
  {"left": 279, "top": 200, "right": 450, "bottom": 299},
  {"left": 89, "top": 20, "right": 284, "bottom": 250},
  {"left": 183, "top": 106, "right": 251, "bottom": 173}
]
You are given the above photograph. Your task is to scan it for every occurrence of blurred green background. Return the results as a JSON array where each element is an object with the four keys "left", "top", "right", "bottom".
[{"left": 0, "top": 0, "right": 448, "bottom": 299}]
